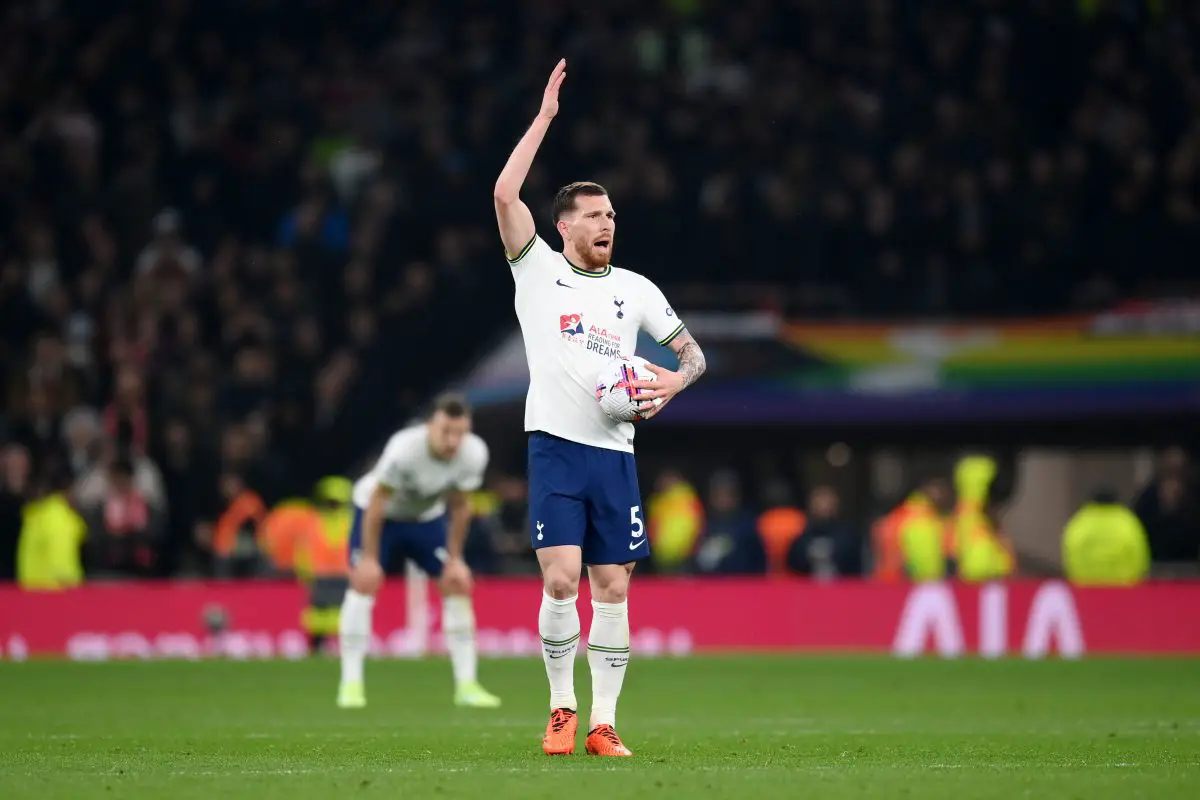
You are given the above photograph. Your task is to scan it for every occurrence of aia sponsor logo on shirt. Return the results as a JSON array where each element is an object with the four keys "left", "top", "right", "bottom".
[{"left": 559, "top": 313, "right": 584, "bottom": 336}]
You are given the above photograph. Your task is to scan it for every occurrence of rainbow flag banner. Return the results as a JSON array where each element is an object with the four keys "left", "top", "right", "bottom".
[{"left": 462, "top": 304, "right": 1200, "bottom": 425}]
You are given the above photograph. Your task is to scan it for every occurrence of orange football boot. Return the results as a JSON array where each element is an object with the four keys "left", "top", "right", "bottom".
[
  {"left": 585, "top": 724, "right": 633, "bottom": 757},
  {"left": 542, "top": 708, "right": 578, "bottom": 755}
]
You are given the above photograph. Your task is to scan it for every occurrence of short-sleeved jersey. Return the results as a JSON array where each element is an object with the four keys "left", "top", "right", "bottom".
[
  {"left": 351, "top": 425, "right": 489, "bottom": 522},
  {"left": 508, "top": 235, "right": 684, "bottom": 453}
]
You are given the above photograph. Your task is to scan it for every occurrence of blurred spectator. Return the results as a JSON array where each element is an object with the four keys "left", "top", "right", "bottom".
[
  {"left": 787, "top": 485, "right": 862, "bottom": 578},
  {"left": 153, "top": 418, "right": 214, "bottom": 577},
  {"left": 220, "top": 347, "right": 277, "bottom": 422},
  {"left": 1063, "top": 489, "right": 1151, "bottom": 587},
  {"left": 24, "top": 332, "right": 88, "bottom": 414},
  {"left": 8, "top": 383, "right": 65, "bottom": 470},
  {"left": 0, "top": 264, "right": 41, "bottom": 379},
  {"left": 874, "top": 476, "right": 952, "bottom": 582},
  {"left": 694, "top": 471, "right": 764, "bottom": 575},
  {"left": 647, "top": 469, "right": 704, "bottom": 573},
  {"left": 956, "top": 499, "right": 1016, "bottom": 583},
  {"left": 296, "top": 476, "right": 355, "bottom": 654},
  {"left": 74, "top": 442, "right": 166, "bottom": 517},
  {"left": 135, "top": 209, "right": 202, "bottom": 280},
  {"left": 17, "top": 465, "right": 86, "bottom": 591},
  {"left": 1, "top": 0, "right": 1199, "bottom": 582},
  {"left": 277, "top": 181, "right": 351, "bottom": 255},
  {"left": 0, "top": 444, "right": 33, "bottom": 581},
  {"left": 84, "top": 457, "right": 162, "bottom": 577},
  {"left": 756, "top": 480, "right": 807, "bottom": 575},
  {"left": 487, "top": 475, "right": 535, "bottom": 574},
  {"left": 103, "top": 368, "right": 149, "bottom": 454},
  {"left": 211, "top": 473, "right": 267, "bottom": 579},
  {"left": 1133, "top": 447, "right": 1200, "bottom": 566},
  {"left": 61, "top": 407, "right": 103, "bottom": 479}
]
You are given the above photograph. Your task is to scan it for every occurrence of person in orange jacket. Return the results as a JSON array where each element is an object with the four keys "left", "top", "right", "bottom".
[
  {"left": 756, "top": 480, "right": 807, "bottom": 575},
  {"left": 259, "top": 498, "right": 320, "bottom": 577},
  {"left": 211, "top": 473, "right": 267, "bottom": 578},
  {"left": 295, "top": 476, "right": 354, "bottom": 654}
]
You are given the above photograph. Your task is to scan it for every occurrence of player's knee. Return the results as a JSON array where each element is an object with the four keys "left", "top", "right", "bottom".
[
  {"left": 439, "top": 573, "right": 470, "bottom": 596},
  {"left": 591, "top": 580, "right": 629, "bottom": 604},
  {"left": 542, "top": 567, "right": 580, "bottom": 599},
  {"left": 589, "top": 564, "right": 633, "bottom": 603},
  {"left": 349, "top": 569, "right": 382, "bottom": 596}
]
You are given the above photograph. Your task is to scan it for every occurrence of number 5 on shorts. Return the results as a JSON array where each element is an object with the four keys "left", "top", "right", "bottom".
[{"left": 630, "top": 506, "right": 644, "bottom": 538}]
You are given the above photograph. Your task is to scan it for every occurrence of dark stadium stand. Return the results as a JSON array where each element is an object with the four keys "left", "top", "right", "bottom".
[{"left": 1, "top": 0, "right": 1197, "bottom": 578}]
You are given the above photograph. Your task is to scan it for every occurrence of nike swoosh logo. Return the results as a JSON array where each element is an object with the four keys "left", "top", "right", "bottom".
[
  {"left": 629, "top": 539, "right": 647, "bottom": 550},
  {"left": 547, "top": 652, "right": 570, "bottom": 659},
  {"left": 556, "top": 279, "right": 575, "bottom": 289}
]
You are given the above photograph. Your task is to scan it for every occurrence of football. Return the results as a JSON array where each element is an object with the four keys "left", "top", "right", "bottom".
[{"left": 595, "top": 355, "right": 661, "bottom": 423}]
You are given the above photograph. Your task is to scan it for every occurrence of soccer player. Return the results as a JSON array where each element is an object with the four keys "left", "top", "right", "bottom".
[
  {"left": 492, "top": 59, "right": 707, "bottom": 757},
  {"left": 336, "top": 393, "right": 501, "bottom": 710}
]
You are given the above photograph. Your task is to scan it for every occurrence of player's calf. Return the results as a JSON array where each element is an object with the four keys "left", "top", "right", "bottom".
[
  {"left": 584, "top": 564, "right": 633, "bottom": 747},
  {"left": 337, "top": 587, "right": 375, "bottom": 708},
  {"left": 437, "top": 564, "right": 500, "bottom": 708},
  {"left": 441, "top": 589, "right": 502, "bottom": 709}
]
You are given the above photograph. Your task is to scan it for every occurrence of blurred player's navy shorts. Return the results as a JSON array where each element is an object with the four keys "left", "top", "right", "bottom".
[
  {"left": 526, "top": 431, "right": 649, "bottom": 566},
  {"left": 348, "top": 508, "right": 448, "bottom": 577}
]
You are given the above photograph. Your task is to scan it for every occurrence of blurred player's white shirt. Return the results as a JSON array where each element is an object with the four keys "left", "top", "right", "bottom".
[
  {"left": 351, "top": 425, "right": 489, "bottom": 522},
  {"left": 508, "top": 235, "right": 685, "bottom": 453}
]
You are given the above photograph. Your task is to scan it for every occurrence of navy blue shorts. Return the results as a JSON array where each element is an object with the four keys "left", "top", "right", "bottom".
[
  {"left": 347, "top": 508, "right": 448, "bottom": 578},
  {"left": 527, "top": 431, "right": 649, "bottom": 566}
]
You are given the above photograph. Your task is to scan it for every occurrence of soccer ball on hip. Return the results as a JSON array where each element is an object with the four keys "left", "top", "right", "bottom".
[{"left": 595, "top": 355, "right": 661, "bottom": 423}]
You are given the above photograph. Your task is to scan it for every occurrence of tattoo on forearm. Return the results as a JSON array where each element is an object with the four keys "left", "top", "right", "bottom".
[{"left": 674, "top": 332, "right": 706, "bottom": 389}]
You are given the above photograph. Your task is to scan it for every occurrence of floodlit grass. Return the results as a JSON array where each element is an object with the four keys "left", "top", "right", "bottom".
[{"left": 2, "top": 656, "right": 1198, "bottom": 798}]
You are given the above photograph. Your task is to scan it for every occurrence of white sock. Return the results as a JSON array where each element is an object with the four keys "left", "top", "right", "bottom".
[
  {"left": 442, "top": 595, "right": 478, "bottom": 687},
  {"left": 539, "top": 592, "right": 580, "bottom": 711},
  {"left": 339, "top": 589, "right": 375, "bottom": 685},
  {"left": 587, "top": 599, "right": 630, "bottom": 729}
]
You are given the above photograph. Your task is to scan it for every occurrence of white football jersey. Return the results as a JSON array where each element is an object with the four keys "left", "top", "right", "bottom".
[
  {"left": 508, "top": 235, "right": 685, "bottom": 453},
  {"left": 352, "top": 425, "right": 489, "bottom": 521}
]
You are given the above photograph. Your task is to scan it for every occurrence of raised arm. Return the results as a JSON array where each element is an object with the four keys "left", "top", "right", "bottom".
[{"left": 493, "top": 59, "right": 566, "bottom": 259}]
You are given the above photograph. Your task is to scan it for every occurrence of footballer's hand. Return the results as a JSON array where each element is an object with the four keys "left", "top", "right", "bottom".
[
  {"left": 350, "top": 555, "right": 384, "bottom": 595},
  {"left": 540, "top": 59, "right": 567, "bottom": 120},
  {"left": 630, "top": 362, "right": 685, "bottom": 420},
  {"left": 440, "top": 556, "right": 473, "bottom": 595}
]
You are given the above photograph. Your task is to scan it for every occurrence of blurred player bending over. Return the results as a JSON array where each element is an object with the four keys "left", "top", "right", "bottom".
[
  {"left": 492, "top": 59, "right": 707, "bottom": 756},
  {"left": 337, "top": 394, "right": 500, "bottom": 710}
]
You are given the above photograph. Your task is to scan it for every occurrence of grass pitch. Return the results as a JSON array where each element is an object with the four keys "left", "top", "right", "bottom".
[{"left": 1, "top": 656, "right": 1197, "bottom": 798}]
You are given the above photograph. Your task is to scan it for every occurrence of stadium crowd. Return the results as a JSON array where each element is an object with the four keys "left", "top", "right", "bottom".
[{"left": 1, "top": 0, "right": 1199, "bottom": 582}]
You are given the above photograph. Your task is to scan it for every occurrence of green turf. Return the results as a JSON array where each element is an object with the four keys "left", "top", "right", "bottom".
[{"left": 2, "top": 656, "right": 1198, "bottom": 798}]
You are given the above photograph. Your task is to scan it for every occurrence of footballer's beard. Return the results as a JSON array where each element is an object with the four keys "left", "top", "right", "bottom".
[{"left": 573, "top": 235, "right": 613, "bottom": 270}]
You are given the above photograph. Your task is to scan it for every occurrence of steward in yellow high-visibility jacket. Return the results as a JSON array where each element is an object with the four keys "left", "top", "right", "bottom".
[
  {"left": 898, "top": 492, "right": 949, "bottom": 582},
  {"left": 18, "top": 491, "right": 87, "bottom": 591},
  {"left": 1062, "top": 492, "right": 1150, "bottom": 586},
  {"left": 952, "top": 455, "right": 1015, "bottom": 582},
  {"left": 957, "top": 505, "right": 1015, "bottom": 582},
  {"left": 648, "top": 473, "right": 704, "bottom": 573}
]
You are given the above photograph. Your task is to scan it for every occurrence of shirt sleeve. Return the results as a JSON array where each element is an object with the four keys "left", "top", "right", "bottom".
[
  {"left": 455, "top": 439, "right": 489, "bottom": 492},
  {"left": 639, "top": 276, "right": 686, "bottom": 346},
  {"left": 375, "top": 438, "right": 407, "bottom": 491},
  {"left": 507, "top": 234, "right": 555, "bottom": 277}
]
